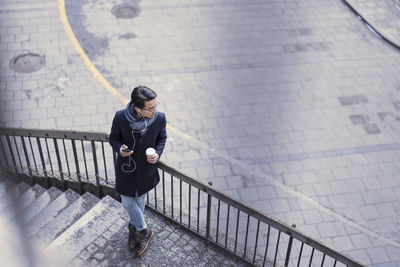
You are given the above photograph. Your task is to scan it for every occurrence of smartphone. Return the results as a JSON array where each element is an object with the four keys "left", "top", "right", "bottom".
[{"left": 121, "top": 148, "right": 132, "bottom": 153}]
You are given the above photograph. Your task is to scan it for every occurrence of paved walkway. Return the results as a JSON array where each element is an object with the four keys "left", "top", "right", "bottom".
[
  {"left": 344, "top": 0, "right": 400, "bottom": 49},
  {"left": 1, "top": 0, "right": 400, "bottom": 266},
  {"left": 71, "top": 210, "right": 252, "bottom": 267}
]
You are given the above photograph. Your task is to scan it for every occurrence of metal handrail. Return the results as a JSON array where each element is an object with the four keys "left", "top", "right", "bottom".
[
  {"left": 157, "top": 162, "right": 363, "bottom": 266},
  {"left": 0, "top": 127, "right": 109, "bottom": 141},
  {"left": 0, "top": 127, "right": 365, "bottom": 267}
]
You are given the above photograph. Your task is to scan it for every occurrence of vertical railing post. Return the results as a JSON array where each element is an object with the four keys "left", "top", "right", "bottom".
[
  {"left": 162, "top": 170, "right": 165, "bottom": 214},
  {"left": 20, "top": 136, "right": 32, "bottom": 176},
  {"left": 274, "top": 231, "right": 281, "bottom": 266},
  {"left": 225, "top": 205, "right": 230, "bottom": 248},
  {"left": 197, "top": 189, "right": 200, "bottom": 233},
  {"left": 62, "top": 139, "right": 71, "bottom": 177},
  {"left": 12, "top": 136, "right": 23, "bottom": 172},
  {"left": 285, "top": 223, "right": 296, "bottom": 267},
  {"left": 44, "top": 137, "right": 54, "bottom": 176},
  {"left": 188, "top": 185, "right": 191, "bottom": 228},
  {"left": 263, "top": 225, "right": 271, "bottom": 267},
  {"left": 171, "top": 174, "right": 174, "bottom": 219},
  {"left": 253, "top": 220, "right": 260, "bottom": 264},
  {"left": 53, "top": 138, "right": 65, "bottom": 189},
  {"left": 71, "top": 139, "right": 82, "bottom": 194},
  {"left": 91, "top": 141, "right": 101, "bottom": 197},
  {"left": 243, "top": 214, "right": 250, "bottom": 259},
  {"left": 0, "top": 135, "right": 7, "bottom": 170},
  {"left": 6, "top": 135, "right": 18, "bottom": 173},
  {"left": 101, "top": 142, "right": 108, "bottom": 183},
  {"left": 216, "top": 199, "right": 221, "bottom": 244},
  {"left": 28, "top": 136, "right": 38, "bottom": 174},
  {"left": 234, "top": 209, "right": 240, "bottom": 254},
  {"left": 179, "top": 179, "right": 182, "bottom": 223},
  {"left": 36, "top": 137, "right": 48, "bottom": 184},
  {"left": 206, "top": 181, "right": 212, "bottom": 239},
  {"left": 0, "top": 136, "right": 5, "bottom": 170},
  {"left": 154, "top": 181, "right": 158, "bottom": 209},
  {"left": 81, "top": 140, "right": 89, "bottom": 180}
]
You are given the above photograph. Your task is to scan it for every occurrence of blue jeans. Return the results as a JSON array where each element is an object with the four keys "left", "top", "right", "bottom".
[{"left": 120, "top": 193, "right": 147, "bottom": 232}]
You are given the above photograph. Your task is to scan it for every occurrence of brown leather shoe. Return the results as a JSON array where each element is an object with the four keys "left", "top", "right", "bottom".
[
  {"left": 128, "top": 224, "right": 140, "bottom": 251},
  {"left": 135, "top": 227, "right": 153, "bottom": 257}
]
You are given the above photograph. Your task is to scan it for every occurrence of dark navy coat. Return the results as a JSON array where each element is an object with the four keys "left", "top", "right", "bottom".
[{"left": 109, "top": 110, "right": 167, "bottom": 197}]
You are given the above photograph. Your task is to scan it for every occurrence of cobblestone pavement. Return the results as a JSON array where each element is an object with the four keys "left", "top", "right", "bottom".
[
  {"left": 71, "top": 211, "right": 252, "bottom": 267},
  {"left": 1, "top": 0, "right": 400, "bottom": 266}
]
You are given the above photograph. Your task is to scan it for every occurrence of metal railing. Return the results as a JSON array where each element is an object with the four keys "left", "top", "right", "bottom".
[{"left": 0, "top": 127, "right": 365, "bottom": 267}]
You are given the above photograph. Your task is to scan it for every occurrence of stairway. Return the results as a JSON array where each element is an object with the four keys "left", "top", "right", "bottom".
[
  {"left": 0, "top": 171, "right": 127, "bottom": 267},
  {"left": 0, "top": 171, "right": 254, "bottom": 267}
]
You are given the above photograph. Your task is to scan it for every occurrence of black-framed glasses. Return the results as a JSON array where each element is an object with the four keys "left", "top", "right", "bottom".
[{"left": 142, "top": 102, "right": 159, "bottom": 113}]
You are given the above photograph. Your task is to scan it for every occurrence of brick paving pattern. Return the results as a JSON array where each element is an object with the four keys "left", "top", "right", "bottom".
[
  {"left": 1, "top": 0, "right": 400, "bottom": 266},
  {"left": 70, "top": 213, "right": 252, "bottom": 267}
]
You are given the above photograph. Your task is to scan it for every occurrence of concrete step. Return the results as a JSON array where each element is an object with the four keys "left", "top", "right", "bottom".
[
  {"left": 33, "top": 192, "right": 100, "bottom": 245},
  {"left": 0, "top": 183, "right": 46, "bottom": 220},
  {"left": 44, "top": 196, "right": 126, "bottom": 264},
  {"left": 10, "top": 187, "right": 63, "bottom": 223},
  {"left": 0, "top": 179, "right": 16, "bottom": 197},
  {"left": 71, "top": 216, "right": 127, "bottom": 266},
  {"left": 0, "top": 171, "right": 18, "bottom": 182},
  {"left": 0, "top": 182, "right": 30, "bottom": 210},
  {"left": 27, "top": 189, "right": 81, "bottom": 237}
]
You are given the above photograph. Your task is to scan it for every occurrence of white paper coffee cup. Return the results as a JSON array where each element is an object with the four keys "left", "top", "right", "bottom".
[{"left": 146, "top": 147, "right": 156, "bottom": 158}]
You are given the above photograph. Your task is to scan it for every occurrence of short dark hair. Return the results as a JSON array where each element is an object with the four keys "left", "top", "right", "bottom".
[{"left": 131, "top": 85, "right": 157, "bottom": 108}]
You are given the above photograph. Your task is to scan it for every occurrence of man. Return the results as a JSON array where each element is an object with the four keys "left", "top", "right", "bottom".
[{"left": 109, "top": 85, "right": 167, "bottom": 257}]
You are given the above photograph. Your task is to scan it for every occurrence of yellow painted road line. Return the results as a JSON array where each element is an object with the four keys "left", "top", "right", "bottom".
[
  {"left": 58, "top": 0, "right": 129, "bottom": 105},
  {"left": 57, "top": 0, "right": 192, "bottom": 140}
]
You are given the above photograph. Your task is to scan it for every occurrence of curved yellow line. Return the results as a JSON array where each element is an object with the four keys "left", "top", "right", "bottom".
[
  {"left": 58, "top": 0, "right": 129, "bottom": 105},
  {"left": 58, "top": 0, "right": 192, "bottom": 140}
]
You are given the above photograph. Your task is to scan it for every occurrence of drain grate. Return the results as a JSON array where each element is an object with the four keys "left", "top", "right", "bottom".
[
  {"left": 9, "top": 53, "right": 45, "bottom": 73},
  {"left": 111, "top": 4, "right": 139, "bottom": 19}
]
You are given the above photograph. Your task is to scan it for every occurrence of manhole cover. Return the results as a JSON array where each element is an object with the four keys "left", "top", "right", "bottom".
[
  {"left": 9, "top": 53, "right": 45, "bottom": 73},
  {"left": 111, "top": 4, "right": 139, "bottom": 19}
]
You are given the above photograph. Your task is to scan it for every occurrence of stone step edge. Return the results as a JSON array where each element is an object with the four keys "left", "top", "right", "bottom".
[
  {"left": 44, "top": 196, "right": 125, "bottom": 263},
  {"left": 27, "top": 188, "right": 81, "bottom": 236}
]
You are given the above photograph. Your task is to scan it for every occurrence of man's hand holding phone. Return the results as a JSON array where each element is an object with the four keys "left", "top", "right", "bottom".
[{"left": 120, "top": 145, "right": 133, "bottom": 157}]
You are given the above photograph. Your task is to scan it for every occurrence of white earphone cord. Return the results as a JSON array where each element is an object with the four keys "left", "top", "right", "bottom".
[{"left": 121, "top": 118, "right": 148, "bottom": 173}]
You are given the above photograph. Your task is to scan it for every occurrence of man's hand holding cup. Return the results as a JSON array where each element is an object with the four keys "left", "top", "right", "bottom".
[{"left": 146, "top": 147, "right": 158, "bottom": 164}]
